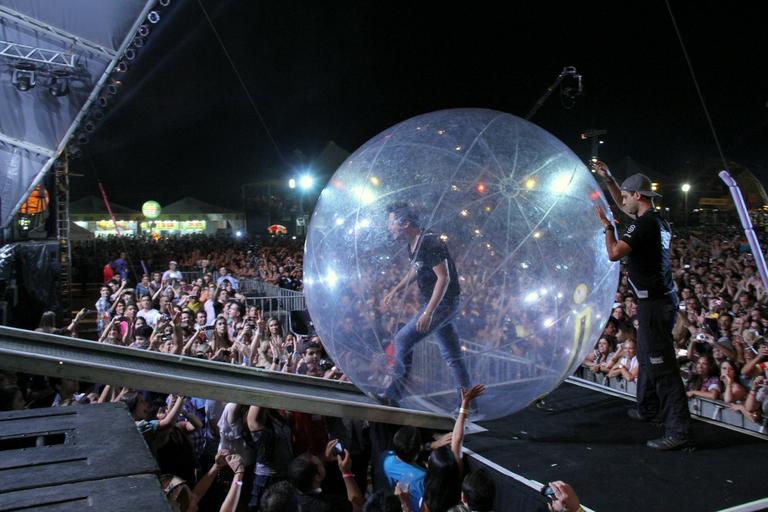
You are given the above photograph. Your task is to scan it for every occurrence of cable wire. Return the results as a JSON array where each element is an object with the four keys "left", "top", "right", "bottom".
[
  {"left": 664, "top": 0, "right": 730, "bottom": 172},
  {"left": 197, "top": 0, "right": 287, "bottom": 167}
]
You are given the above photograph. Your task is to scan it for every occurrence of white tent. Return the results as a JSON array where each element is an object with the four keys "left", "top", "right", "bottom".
[
  {"left": 0, "top": 0, "right": 157, "bottom": 227},
  {"left": 28, "top": 220, "right": 94, "bottom": 240}
]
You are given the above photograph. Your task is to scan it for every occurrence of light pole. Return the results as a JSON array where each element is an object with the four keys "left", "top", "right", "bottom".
[
  {"left": 288, "top": 172, "right": 314, "bottom": 236},
  {"left": 681, "top": 183, "right": 691, "bottom": 226}
]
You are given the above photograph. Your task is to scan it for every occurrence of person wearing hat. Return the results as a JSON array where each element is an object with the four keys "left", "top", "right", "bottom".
[
  {"left": 592, "top": 160, "right": 693, "bottom": 450},
  {"left": 163, "top": 260, "right": 183, "bottom": 282}
]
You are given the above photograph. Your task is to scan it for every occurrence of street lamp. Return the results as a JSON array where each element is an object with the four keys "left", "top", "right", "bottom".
[{"left": 681, "top": 183, "right": 691, "bottom": 226}]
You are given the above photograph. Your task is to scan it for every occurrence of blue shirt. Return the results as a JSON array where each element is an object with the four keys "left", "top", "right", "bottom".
[{"left": 382, "top": 451, "right": 425, "bottom": 512}]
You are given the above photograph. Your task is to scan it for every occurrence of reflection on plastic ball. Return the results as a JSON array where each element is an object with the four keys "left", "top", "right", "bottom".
[{"left": 304, "top": 109, "right": 618, "bottom": 420}]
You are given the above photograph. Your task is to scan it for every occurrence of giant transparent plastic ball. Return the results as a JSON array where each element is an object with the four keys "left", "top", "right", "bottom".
[{"left": 304, "top": 109, "right": 618, "bottom": 421}]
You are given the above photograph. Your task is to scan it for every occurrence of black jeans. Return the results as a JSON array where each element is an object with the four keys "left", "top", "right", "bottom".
[{"left": 635, "top": 297, "right": 691, "bottom": 437}]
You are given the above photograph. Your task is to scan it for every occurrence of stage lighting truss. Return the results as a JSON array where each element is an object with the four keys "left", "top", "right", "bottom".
[
  {"left": 61, "top": 0, "right": 169, "bottom": 163},
  {"left": 0, "top": 40, "right": 76, "bottom": 68}
]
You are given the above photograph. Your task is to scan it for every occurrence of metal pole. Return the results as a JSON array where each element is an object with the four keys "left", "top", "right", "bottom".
[{"left": 720, "top": 171, "right": 768, "bottom": 291}]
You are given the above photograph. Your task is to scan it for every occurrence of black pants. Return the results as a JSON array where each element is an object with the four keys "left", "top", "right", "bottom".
[{"left": 635, "top": 297, "right": 691, "bottom": 437}]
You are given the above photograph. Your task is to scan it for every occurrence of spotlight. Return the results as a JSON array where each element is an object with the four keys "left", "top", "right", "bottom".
[
  {"left": 115, "top": 60, "right": 128, "bottom": 73},
  {"left": 77, "top": 133, "right": 89, "bottom": 145},
  {"left": 159, "top": 0, "right": 171, "bottom": 6},
  {"left": 138, "top": 24, "right": 150, "bottom": 37},
  {"left": 133, "top": 36, "right": 145, "bottom": 48},
  {"left": 97, "top": 96, "right": 109, "bottom": 108},
  {"left": 124, "top": 48, "right": 137, "bottom": 61},
  {"left": 48, "top": 73, "right": 70, "bottom": 97},
  {"left": 106, "top": 80, "right": 120, "bottom": 95},
  {"left": 92, "top": 109, "right": 105, "bottom": 120},
  {"left": 84, "top": 121, "right": 96, "bottom": 133},
  {"left": 148, "top": 11, "right": 160, "bottom": 23},
  {"left": 12, "top": 63, "right": 36, "bottom": 92},
  {"left": 68, "top": 145, "right": 82, "bottom": 159}
]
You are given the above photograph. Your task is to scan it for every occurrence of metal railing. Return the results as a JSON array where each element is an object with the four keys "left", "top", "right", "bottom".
[
  {"left": 573, "top": 366, "right": 767, "bottom": 437},
  {"left": 241, "top": 279, "right": 306, "bottom": 333},
  {"left": 0, "top": 325, "right": 456, "bottom": 430}
]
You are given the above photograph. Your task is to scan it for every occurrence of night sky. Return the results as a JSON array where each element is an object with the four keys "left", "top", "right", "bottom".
[{"left": 74, "top": 1, "right": 768, "bottom": 208}]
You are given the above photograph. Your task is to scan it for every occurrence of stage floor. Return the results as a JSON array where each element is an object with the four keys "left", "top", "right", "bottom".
[{"left": 465, "top": 382, "right": 767, "bottom": 512}]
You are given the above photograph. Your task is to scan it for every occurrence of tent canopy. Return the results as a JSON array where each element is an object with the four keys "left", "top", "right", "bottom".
[
  {"left": 161, "top": 197, "right": 238, "bottom": 215},
  {"left": 69, "top": 195, "right": 137, "bottom": 215},
  {"left": 0, "top": 0, "right": 156, "bottom": 227}
]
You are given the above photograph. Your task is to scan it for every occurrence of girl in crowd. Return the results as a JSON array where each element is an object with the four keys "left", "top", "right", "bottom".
[
  {"left": 607, "top": 339, "right": 639, "bottom": 382},
  {"left": 721, "top": 359, "right": 748, "bottom": 404},
  {"left": 583, "top": 337, "right": 614, "bottom": 375},
  {"left": 686, "top": 353, "right": 722, "bottom": 400}
]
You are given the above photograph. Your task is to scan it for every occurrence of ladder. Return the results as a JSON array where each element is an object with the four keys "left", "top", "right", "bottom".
[{"left": 55, "top": 155, "right": 72, "bottom": 321}]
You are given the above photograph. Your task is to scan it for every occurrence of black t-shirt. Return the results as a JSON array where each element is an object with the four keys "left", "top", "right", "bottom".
[
  {"left": 621, "top": 211, "right": 675, "bottom": 300},
  {"left": 409, "top": 232, "right": 460, "bottom": 303}
]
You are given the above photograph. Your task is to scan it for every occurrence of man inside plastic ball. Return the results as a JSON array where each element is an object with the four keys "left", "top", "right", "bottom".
[
  {"left": 593, "top": 161, "right": 693, "bottom": 451},
  {"left": 377, "top": 202, "right": 471, "bottom": 411}
]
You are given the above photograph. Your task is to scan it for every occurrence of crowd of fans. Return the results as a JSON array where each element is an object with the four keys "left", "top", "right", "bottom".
[
  {"left": 582, "top": 227, "right": 768, "bottom": 426},
  {"left": 73, "top": 236, "right": 304, "bottom": 292},
  {"left": 12, "top": 223, "right": 768, "bottom": 509}
]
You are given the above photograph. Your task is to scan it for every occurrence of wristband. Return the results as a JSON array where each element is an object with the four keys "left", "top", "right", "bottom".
[
  {"left": 342, "top": 472, "right": 355, "bottom": 479},
  {"left": 234, "top": 480, "right": 243, "bottom": 486},
  {"left": 459, "top": 407, "right": 470, "bottom": 415}
]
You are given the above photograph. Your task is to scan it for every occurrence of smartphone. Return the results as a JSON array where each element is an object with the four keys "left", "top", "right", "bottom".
[
  {"left": 540, "top": 485, "right": 556, "bottom": 501},
  {"left": 334, "top": 441, "right": 344, "bottom": 456},
  {"left": 204, "top": 325, "right": 215, "bottom": 332}
]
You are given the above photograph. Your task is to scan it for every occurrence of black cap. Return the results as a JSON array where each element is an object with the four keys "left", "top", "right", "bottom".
[{"left": 620, "top": 173, "right": 661, "bottom": 198}]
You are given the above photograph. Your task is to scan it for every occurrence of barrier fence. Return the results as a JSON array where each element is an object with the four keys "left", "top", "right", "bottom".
[{"left": 574, "top": 366, "right": 767, "bottom": 436}]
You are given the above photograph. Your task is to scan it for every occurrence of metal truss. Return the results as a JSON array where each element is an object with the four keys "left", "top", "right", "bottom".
[
  {"left": 0, "top": 5, "right": 116, "bottom": 60},
  {"left": 0, "top": 40, "right": 75, "bottom": 68}
]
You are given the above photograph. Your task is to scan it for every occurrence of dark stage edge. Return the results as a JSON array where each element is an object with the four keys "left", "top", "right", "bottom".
[{"left": 465, "top": 382, "right": 767, "bottom": 512}]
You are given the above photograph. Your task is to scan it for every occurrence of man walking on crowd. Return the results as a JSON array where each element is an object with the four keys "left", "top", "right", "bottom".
[
  {"left": 379, "top": 202, "right": 471, "bottom": 409},
  {"left": 593, "top": 161, "right": 693, "bottom": 450}
]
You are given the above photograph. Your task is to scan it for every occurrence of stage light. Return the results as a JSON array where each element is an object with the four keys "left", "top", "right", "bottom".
[
  {"left": 107, "top": 80, "right": 121, "bottom": 95},
  {"left": 124, "top": 48, "right": 137, "bottom": 61},
  {"left": 115, "top": 61, "right": 128, "bottom": 73},
  {"left": 299, "top": 174, "right": 314, "bottom": 190},
  {"left": 84, "top": 121, "right": 96, "bottom": 133},
  {"left": 288, "top": 178, "right": 296, "bottom": 189},
  {"left": 159, "top": 0, "right": 171, "bottom": 6},
  {"left": 138, "top": 24, "right": 150, "bottom": 37},
  {"left": 133, "top": 36, "right": 145, "bottom": 48},
  {"left": 476, "top": 182, "right": 485, "bottom": 193},
  {"left": 235, "top": 230, "right": 243, "bottom": 238},
  {"left": 148, "top": 11, "right": 160, "bottom": 24},
  {"left": 681, "top": 183, "right": 691, "bottom": 193},
  {"left": 48, "top": 74, "right": 69, "bottom": 97},
  {"left": 97, "top": 96, "right": 109, "bottom": 108},
  {"left": 12, "top": 64, "right": 36, "bottom": 91}
]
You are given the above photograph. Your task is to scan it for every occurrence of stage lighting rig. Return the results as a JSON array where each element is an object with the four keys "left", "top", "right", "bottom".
[
  {"left": 12, "top": 63, "right": 36, "bottom": 91},
  {"left": 48, "top": 72, "right": 70, "bottom": 97}
]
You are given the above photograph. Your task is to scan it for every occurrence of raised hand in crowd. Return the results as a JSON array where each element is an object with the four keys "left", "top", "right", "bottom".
[{"left": 546, "top": 480, "right": 582, "bottom": 512}]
